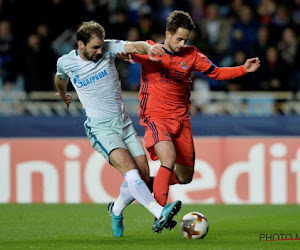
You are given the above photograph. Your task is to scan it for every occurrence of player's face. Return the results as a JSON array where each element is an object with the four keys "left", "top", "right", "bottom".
[
  {"left": 83, "top": 36, "right": 104, "bottom": 62},
  {"left": 166, "top": 28, "right": 190, "bottom": 53}
]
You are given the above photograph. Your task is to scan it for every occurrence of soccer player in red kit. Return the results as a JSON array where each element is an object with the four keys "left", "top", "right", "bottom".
[{"left": 133, "top": 10, "right": 260, "bottom": 207}]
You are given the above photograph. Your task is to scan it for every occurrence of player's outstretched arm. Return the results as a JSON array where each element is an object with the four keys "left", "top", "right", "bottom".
[
  {"left": 243, "top": 57, "right": 260, "bottom": 73},
  {"left": 54, "top": 75, "right": 72, "bottom": 109},
  {"left": 124, "top": 42, "right": 165, "bottom": 61},
  {"left": 204, "top": 57, "right": 261, "bottom": 80}
]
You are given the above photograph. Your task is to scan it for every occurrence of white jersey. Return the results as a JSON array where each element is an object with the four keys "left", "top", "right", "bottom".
[{"left": 56, "top": 39, "right": 128, "bottom": 119}]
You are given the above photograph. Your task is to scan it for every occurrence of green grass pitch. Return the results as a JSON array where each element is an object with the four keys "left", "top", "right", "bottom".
[{"left": 0, "top": 204, "right": 299, "bottom": 249}]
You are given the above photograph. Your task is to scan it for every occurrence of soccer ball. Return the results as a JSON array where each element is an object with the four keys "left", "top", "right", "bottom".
[{"left": 180, "top": 212, "right": 209, "bottom": 239}]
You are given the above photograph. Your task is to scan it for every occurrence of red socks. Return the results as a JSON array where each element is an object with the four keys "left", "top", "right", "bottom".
[
  {"left": 168, "top": 171, "right": 181, "bottom": 185},
  {"left": 153, "top": 166, "right": 173, "bottom": 206}
]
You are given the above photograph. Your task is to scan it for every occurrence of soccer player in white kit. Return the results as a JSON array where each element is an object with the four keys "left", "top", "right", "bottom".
[{"left": 54, "top": 21, "right": 181, "bottom": 237}]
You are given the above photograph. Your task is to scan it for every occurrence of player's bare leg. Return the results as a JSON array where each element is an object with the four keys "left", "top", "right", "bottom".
[
  {"left": 109, "top": 148, "right": 138, "bottom": 174},
  {"left": 133, "top": 154, "right": 151, "bottom": 186}
]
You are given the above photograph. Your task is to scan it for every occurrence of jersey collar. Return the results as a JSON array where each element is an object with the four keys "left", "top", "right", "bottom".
[{"left": 161, "top": 41, "right": 174, "bottom": 55}]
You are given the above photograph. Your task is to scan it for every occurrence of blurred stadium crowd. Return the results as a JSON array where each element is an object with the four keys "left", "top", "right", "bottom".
[{"left": 0, "top": 0, "right": 300, "bottom": 94}]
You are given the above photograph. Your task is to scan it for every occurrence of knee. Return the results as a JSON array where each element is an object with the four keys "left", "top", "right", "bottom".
[
  {"left": 178, "top": 175, "right": 193, "bottom": 184},
  {"left": 176, "top": 169, "right": 194, "bottom": 184},
  {"left": 159, "top": 152, "right": 176, "bottom": 168}
]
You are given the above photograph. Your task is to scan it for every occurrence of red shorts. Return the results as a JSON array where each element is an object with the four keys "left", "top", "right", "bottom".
[{"left": 140, "top": 118, "right": 195, "bottom": 167}]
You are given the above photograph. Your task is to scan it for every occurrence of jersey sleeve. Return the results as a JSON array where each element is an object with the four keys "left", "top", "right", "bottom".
[
  {"left": 132, "top": 40, "right": 154, "bottom": 64},
  {"left": 132, "top": 53, "right": 149, "bottom": 64},
  {"left": 103, "top": 40, "right": 128, "bottom": 58},
  {"left": 206, "top": 65, "right": 247, "bottom": 80},
  {"left": 192, "top": 48, "right": 247, "bottom": 80},
  {"left": 192, "top": 49, "right": 215, "bottom": 74},
  {"left": 56, "top": 57, "right": 68, "bottom": 80}
]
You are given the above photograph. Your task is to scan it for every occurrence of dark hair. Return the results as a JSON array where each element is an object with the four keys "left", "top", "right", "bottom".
[
  {"left": 77, "top": 21, "right": 105, "bottom": 45},
  {"left": 166, "top": 10, "right": 195, "bottom": 34}
]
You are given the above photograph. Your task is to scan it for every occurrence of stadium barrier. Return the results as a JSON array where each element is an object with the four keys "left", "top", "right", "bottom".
[
  {"left": 1, "top": 90, "right": 300, "bottom": 116},
  {"left": 1, "top": 137, "right": 299, "bottom": 204}
]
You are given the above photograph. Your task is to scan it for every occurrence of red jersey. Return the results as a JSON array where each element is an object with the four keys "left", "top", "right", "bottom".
[{"left": 133, "top": 40, "right": 247, "bottom": 120}]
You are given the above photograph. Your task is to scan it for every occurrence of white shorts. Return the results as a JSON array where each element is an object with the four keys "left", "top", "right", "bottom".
[{"left": 84, "top": 112, "right": 145, "bottom": 162}]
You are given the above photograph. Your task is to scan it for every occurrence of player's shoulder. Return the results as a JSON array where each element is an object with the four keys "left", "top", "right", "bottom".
[
  {"left": 104, "top": 39, "right": 125, "bottom": 44},
  {"left": 181, "top": 45, "right": 207, "bottom": 61},
  {"left": 103, "top": 39, "right": 127, "bottom": 48},
  {"left": 57, "top": 50, "right": 77, "bottom": 64},
  {"left": 182, "top": 45, "right": 199, "bottom": 54},
  {"left": 103, "top": 39, "right": 127, "bottom": 56}
]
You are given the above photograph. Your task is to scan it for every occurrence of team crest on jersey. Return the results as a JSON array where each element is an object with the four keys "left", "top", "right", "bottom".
[
  {"left": 164, "top": 132, "right": 171, "bottom": 139},
  {"left": 180, "top": 61, "right": 188, "bottom": 70}
]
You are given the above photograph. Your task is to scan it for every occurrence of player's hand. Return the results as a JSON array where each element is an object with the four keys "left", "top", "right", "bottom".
[
  {"left": 117, "top": 53, "right": 135, "bottom": 64},
  {"left": 148, "top": 44, "right": 165, "bottom": 61},
  {"left": 244, "top": 57, "right": 260, "bottom": 73},
  {"left": 55, "top": 92, "right": 72, "bottom": 109}
]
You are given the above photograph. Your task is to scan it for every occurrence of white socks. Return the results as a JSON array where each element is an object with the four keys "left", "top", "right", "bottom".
[
  {"left": 123, "top": 169, "right": 163, "bottom": 219},
  {"left": 112, "top": 181, "right": 135, "bottom": 216}
]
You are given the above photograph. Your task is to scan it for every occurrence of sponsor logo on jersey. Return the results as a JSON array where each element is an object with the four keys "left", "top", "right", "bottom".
[
  {"left": 180, "top": 61, "right": 188, "bottom": 70},
  {"left": 73, "top": 75, "right": 80, "bottom": 84},
  {"left": 73, "top": 70, "right": 107, "bottom": 88}
]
